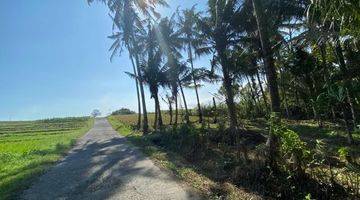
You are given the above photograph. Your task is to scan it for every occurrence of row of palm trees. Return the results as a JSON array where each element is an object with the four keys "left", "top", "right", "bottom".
[
  {"left": 88, "top": 0, "right": 284, "bottom": 132},
  {"left": 94, "top": 0, "right": 213, "bottom": 134},
  {"left": 88, "top": 0, "right": 359, "bottom": 156}
]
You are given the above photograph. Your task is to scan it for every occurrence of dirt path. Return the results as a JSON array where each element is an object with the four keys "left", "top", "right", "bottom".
[{"left": 22, "top": 118, "right": 199, "bottom": 200}]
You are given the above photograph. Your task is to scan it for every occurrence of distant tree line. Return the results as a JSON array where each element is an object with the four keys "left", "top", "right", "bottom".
[{"left": 111, "top": 108, "right": 136, "bottom": 115}]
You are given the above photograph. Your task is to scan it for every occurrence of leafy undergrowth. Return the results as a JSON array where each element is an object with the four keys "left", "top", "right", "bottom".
[
  {"left": 244, "top": 118, "right": 360, "bottom": 160},
  {"left": 0, "top": 117, "right": 94, "bottom": 200},
  {"left": 109, "top": 115, "right": 264, "bottom": 199},
  {"left": 109, "top": 114, "right": 360, "bottom": 199}
]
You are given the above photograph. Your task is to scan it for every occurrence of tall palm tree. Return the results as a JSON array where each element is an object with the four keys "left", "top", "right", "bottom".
[
  {"left": 107, "top": 17, "right": 142, "bottom": 129},
  {"left": 196, "top": 0, "right": 241, "bottom": 133},
  {"left": 249, "top": 0, "right": 306, "bottom": 166},
  {"left": 178, "top": 6, "right": 204, "bottom": 123},
  {"left": 136, "top": 50, "right": 167, "bottom": 130},
  {"left": 155, "top": 17, "right": 186, "bottom": 126},
  {"left": 251, "top": 0, "right": 281, "bottom": 113},
  {"left": 88, "top": 0, "right": 167, "bottom": 134},
  {"left": 141, "top": 22, "right": 168, "bottom": 129}
]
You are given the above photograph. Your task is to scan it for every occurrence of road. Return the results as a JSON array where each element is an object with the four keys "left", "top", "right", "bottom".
[{"left": 22, "top": 118, "right": 199, "bottom": 200}]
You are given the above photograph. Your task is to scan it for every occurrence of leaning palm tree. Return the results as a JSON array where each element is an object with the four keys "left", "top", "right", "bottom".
[
  {"left": 107, "top": 16, "right": 142, "bottom": 129},
  {"left": 88, "top": 0, "right": 167, "bottom": 134},
  {"left": 176, "top": 62, "right": 192, "bottom": 124},
  {"left": 177, "top": 6, "right": 204, "bottom": 123}
]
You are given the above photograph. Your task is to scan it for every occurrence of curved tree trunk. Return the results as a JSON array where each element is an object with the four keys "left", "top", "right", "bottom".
[
  {"left": 188, "top": 43, "right": 203, "bottom": 123},
  {"left": 179, "top": 80, "right": 190, "bottom": 124}
]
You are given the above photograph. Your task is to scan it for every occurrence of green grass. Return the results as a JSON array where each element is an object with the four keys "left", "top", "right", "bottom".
[{"left": 0, "top": 117, "right": 94, "bottom": 200}]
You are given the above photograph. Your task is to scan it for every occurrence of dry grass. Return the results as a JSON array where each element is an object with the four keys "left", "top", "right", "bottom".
[{"left": 109, "top": 114, "right": 360, "bottom": 199}]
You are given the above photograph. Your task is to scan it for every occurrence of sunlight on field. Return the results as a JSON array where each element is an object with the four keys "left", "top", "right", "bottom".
[
  {"left": 110, "top": 113, "right": 200, "bottom": 129},
  {"left": 0, "top": 117, "right": 93, "bottom": 199}
]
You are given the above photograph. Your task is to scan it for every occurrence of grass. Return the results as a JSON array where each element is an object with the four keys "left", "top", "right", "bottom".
[
  {"left": 109, "top": 113, "right": 360, "bottom": 199},
  {"left": 108, "top": 115, "right": 263, "bottom": 199},
  {"left": 0, "top": 117, "right": 94, "bottom": 200}
]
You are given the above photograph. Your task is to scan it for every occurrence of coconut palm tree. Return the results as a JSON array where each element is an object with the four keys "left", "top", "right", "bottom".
[
  {"left": 88, "top": 0, "right": 167, "bottom": 134},
  {"left": 249, "top": 0, "right": 308, "bottom": 166},
  {"left": 107, "top": 16, "right": 142, "bottom": 129},
  {"left": 196, "top": 0, "right": 242, "bottom": 133},
  {"left": 155, "top": 16, "right": 186, "bottom": 125},
  {"left": 177, "top": 6, "right": 204, "bottom": 123}
]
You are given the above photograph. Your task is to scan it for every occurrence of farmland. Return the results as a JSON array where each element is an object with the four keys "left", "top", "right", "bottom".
[{"left": 0, "top": 117, "right": 93, "bottom": 199}]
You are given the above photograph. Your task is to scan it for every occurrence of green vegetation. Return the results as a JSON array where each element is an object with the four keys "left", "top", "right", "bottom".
[
  {"left": 87, "top": 0, "right": 360, "bottom": 198},
  {"left": 111, "top": 108, "right": 136, "bottom": 115},
  {"left": 109, "top": 114, "right": 359, "bottom": 199},
  {"left": 0, "top": 117, "right": 93, "bottom": 200}
]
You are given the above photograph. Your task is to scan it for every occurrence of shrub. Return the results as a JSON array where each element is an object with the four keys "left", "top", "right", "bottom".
[{"left": 111, "top": 108, "right": 136, "bottom": 115}]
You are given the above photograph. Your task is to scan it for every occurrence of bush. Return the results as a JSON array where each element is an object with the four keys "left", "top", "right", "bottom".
[{"left": 111, "top": 108, "right": 136, "bottom": 115}]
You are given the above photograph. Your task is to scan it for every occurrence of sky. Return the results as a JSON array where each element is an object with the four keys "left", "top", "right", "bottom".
[{"left": 0, "top": 0, "right": 219, "bottom": 121}]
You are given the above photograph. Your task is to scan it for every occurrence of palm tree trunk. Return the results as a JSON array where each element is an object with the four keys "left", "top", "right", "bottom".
[
  {"left": 174, "top": 93, "right": 178, "bottom": 126},
  {"left": 246, "top": 75, "right": 258, "bottom": 107},
  {"left": 213, "top": 97, "right": 218, "bottom": 124},
  {"left": 217, "top": 49, "right": 238, "bottom": 132},
  {"left": 179, "top": 80, "right": 190, "bottom": 124},
  {"left": 154, "top": 97, "right": 158, "bottom": 130},
  {"left": 155, "top": 91, "right": 163, "bottom": 127},
  {"left": 251, "top": 75, "right": 261, "bottom": 105},
  {"left": 342, "top": 104, "right": 354, "bottom": 144},
  {"left": 256, "top": 69, "right": 268, "bottom": 109},
  {"left": 188, "top": 43, "right": 203, "bottom": 123},
  {"left": 252, "top": 0, "right": 281, "bottom": 113},
  {"left": 346, "top": 88, "right": 357, "bottom": 131},
  {"left": 279, "top": 67, "right": 290, "bottom": 118},
  {"left": 252, "top": 0, "right": 281, "bottom": 168},
  {"left": 132, "top": 48, "right": 149, "bottom": 134},
  {"left": 129, "top": 56, "right": 142, "bottom": 129},
  {"left": 168, "top": 97, "right": 173, "bottom": 125}
]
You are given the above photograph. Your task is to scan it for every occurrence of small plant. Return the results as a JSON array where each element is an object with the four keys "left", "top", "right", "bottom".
[
  {"left": 304, "top": 193, "right": 312, "bottom": 200},
  {"left": 338, "top": 147, "right": 350, "bottom": 162},
  {"left": 268, "top": 112, "right": 310, "bottom": 174}
]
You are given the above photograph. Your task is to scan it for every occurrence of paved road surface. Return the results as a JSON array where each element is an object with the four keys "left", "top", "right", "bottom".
[{"left": 22, "top": 118, "right": 199, "bottom": 200}]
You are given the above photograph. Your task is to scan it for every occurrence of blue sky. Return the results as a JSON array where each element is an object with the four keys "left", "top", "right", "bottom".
[{"left": 0, "top": 0, "right": 218, "bottom": 121}]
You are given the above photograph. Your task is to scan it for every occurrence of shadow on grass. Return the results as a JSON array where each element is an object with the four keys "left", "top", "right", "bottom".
[{"left": 123, "top": 124, "right": 353, "bottom": 199}]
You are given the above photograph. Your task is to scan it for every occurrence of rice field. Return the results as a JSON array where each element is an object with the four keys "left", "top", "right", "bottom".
[{"left": 0, "top": 117, "right": 93, "bottom": 200}]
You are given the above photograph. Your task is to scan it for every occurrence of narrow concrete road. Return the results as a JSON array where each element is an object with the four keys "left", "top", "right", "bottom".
[{"left": 22, "top": 118, "right": 199, "bottom": 200}]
